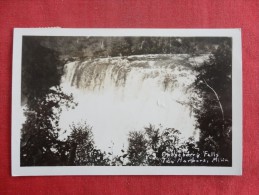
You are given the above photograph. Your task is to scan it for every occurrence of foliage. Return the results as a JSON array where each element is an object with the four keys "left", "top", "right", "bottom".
[
  {"left": 125, "top": 124, "right": 230, "bottom": 166},
  {"left": 127, "top": 131, "right": 148, "bottom": 165},
  {"left": 67, "top": 122, "right": 108, "bottom": 166},
  {"left": 39, "top": 36, "right": 230, "bottom": 58},
  {"left": 20, "top": 38, "right": 77, "bottom": 166},
  {"left": 20, "top": 87, "right": 76, "bottom": 166},
  {"left": 21, "top": 37, "right": 63, "bottom": 102},
  {"left": 193, "top": 39, "right": 232, "bottom": 161}
]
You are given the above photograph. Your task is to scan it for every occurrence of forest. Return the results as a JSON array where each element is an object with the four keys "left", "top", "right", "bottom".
[{"left": 20, "top": 36, "right": 232, "bottom": 166}]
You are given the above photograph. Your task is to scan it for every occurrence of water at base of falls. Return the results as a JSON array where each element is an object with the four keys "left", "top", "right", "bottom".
[{"left": 59, "top": 54, "right": 206, "bottom": 154}]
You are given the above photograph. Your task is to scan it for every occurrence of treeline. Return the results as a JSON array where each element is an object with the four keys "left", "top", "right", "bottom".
[{"left": 39, "top": 36, "right": 230, "bottom": 59}]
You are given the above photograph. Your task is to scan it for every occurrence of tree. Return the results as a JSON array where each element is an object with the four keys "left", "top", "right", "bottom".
[
  {"left": 194, "top": 39, "right": 232, "bottom": 160},
  {"left": 67, "top": 122, "right": 95, "bottom": 166},
  {"left": 145, "top": 125, "right": 182, "bottom": 165},
  {"left": 20, "top": 37, "right": 76, "bottom": 166},
  {"left": 20, "top": 87, "right": 75, "bottom": 166},
  {"left": 127, "top": 125, "right": 184, "bottom": 166},
  {"left": 21, "top": 37, "right": 63, "bottom": 103},
  {"left": 127, "top": 131, "right": 148, "bottom": 166}
]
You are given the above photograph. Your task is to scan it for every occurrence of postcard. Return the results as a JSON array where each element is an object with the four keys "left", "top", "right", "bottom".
[{"left": 12, "top": 28, "right": 242, "bottom": 175}]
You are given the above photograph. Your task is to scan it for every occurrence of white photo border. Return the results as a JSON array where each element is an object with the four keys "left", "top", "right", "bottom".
[{"left": 12, "top": 28, "right": 242, "bottom": 176}]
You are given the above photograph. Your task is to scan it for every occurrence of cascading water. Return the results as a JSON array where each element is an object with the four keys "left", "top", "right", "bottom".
[{"left": 59, "top": 54, "right": 208, "bottom": 154}]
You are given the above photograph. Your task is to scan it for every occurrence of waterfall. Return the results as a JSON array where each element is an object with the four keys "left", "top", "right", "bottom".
[{"left": 59, "top": 54, "right": 207, "bottom": 154}]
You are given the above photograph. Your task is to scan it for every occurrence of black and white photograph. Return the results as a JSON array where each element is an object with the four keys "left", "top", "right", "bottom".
[{"left": 12, "top": 29, "right": 242, "bottom": 175}]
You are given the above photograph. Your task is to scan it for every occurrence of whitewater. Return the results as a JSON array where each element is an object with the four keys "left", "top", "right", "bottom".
[{"left": 58, "top": 54, "right": 209, "bottom": 154}]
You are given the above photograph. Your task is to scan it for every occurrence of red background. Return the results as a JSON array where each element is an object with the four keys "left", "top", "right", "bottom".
[{"left": 0, "top": 0, "right": 258, "bottom": 194}]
